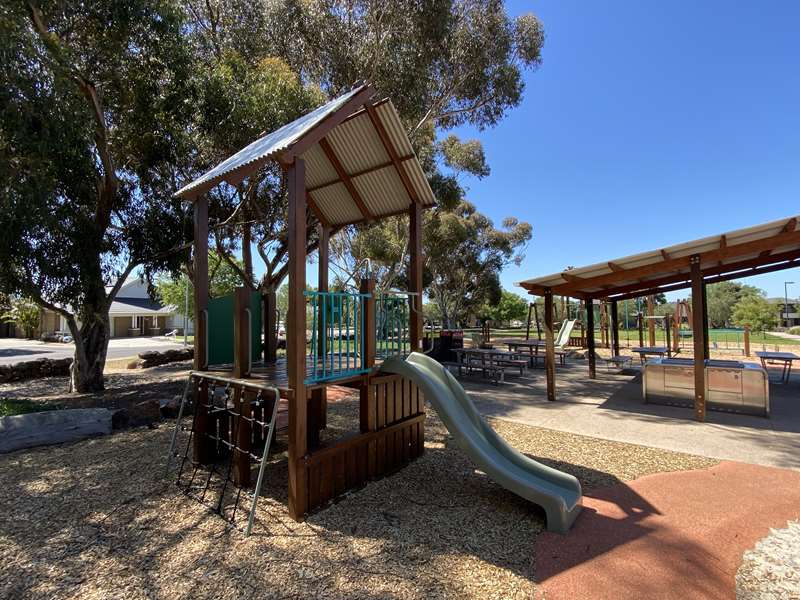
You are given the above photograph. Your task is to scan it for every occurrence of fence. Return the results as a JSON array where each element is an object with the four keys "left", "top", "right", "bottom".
[
  {"left": 375, "top": 292, "right": 412, "bottom": 360},
  {"left": 305, "top": 290, "right": 370, "bottom": 384}
]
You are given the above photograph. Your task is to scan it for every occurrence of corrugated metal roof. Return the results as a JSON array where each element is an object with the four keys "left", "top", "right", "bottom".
[
  {"left": 517, "top": 215, "right": 800, "bottom": 297},
  {"left": 174, "top": 83, "right": 437, "bottom": 227}
]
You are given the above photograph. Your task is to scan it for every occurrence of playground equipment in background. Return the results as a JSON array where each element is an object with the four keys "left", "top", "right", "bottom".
[{"left": 381, "top": 353, "right": 582, "bottom": 533}]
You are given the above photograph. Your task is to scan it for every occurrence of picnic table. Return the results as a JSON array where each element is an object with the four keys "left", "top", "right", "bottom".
[
  {"left": 755, "top": 351, "right": 799, "bottom": 384},
  {"left": 499, "top": 339, "right": 567, "bottom": 367},
  {"left": 630, "top": 346, "right": 669, "bottom": 364},
  {"left": 452, "top": 348, "right": 529, "bottom": 383}
]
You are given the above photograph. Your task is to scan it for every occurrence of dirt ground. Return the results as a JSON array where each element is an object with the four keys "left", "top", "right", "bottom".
[
  {"left": 0, "top": 378, "right": 718, "bottom": 599},
  {"left": 0, "top": 362, "right": 192, "bottom": 411}
]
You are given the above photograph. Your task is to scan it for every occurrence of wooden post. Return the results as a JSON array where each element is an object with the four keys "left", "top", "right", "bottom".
[
  {"left": 672, "top": 312, "right": 681, "bottom": 353},
  {"left": 586, "top": 298, "right": 597, "bottom": 378},
  {"left": 534, "top": 303, "right": 542, "bottom": 340},
  {"left": 233, "top": 287, "right": 251, "bottom": 379},
  {"left": 544, "top": 290, "right": 556, "bottom": 401},
  {"left": 744, "top": 325, "right": 751, "bottom": 356},
  {"left": 690, "top": 255, "right": 706, "bottom": 422},
  {"left": 234, "top": 388, "right": 251, "bottom": 487},
  {"left": 647, "top": 295, "right": 656, "bottom": 347},
  {"left": 193, "top": 195, "right": 208, "bottom": 370},
  {"left": 316, "top": 224, "right": 330, "bottom": 430},
  {"left": 286, "top": 158, "right": 308, "bottom": 520},
  {"left": 525, "top": 303, "right": 533, "bottom": 340},
  {"left": 409, "top": 203, "right": 423, "bottom": 352},
  {"left": 264, "top": 287, "right": 278, "bottom": 363},
  {"left": 610, "top": 300, "right": 620, "bottom": 357}
]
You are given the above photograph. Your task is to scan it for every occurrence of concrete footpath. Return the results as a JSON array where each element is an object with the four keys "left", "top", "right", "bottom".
[{"left": 462, "top": 364, "right": 800, "bottom": 470}]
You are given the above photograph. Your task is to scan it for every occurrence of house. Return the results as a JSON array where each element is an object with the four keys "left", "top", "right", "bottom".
[
  {"left": 769, "top": 298, "right": 800, "bottom": 328},
  {"left": 33, "top": 278, "right": 191, "bottom": 339}
]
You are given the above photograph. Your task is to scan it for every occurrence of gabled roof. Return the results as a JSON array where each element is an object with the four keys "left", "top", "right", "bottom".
[
  {"left": 174, "top": 83, "right": 436, "bottom": 227},
  {"left": 517, "top": 216, "right": 800, "bottom": 300}
]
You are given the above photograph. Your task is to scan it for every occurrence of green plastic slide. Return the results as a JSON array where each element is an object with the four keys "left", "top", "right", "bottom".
[{"left": 380, "top": 352, "right": 582, "bottom": 534}]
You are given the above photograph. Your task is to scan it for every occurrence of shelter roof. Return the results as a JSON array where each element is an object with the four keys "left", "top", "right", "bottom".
[
  {"left": 174, "top": 83, "right": 436, "bottom": 227},
  {"left": 517, "top": 215, "right": 800, "bottom": 300}
]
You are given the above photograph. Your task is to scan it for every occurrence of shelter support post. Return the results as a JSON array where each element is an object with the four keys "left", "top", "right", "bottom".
[
  {"left": 638, "top": 311, "right": 644, "bottom": 347},
  {"left": 647, "top": 295, "right": 656, "bottom": 346},
  {"left": 702, "top": 283, "right": 710, "bottom": 360},
  {"left": 525, "top": 303, "right": 533, "bottom": 340},
  {"left": 544, "top": 290, "right": 556, "bottom": 401},
  {"left": 286, "top": 158, "right": 308, "bottom": 520},
  {"left": 409, "top": 203, "right": 423, "bottom": 352},
  {"left": 586, "top": 298, "right": 596, "bottom": 378},
  {"left": 690, "top": 255, "right": 706, "bottom": 422},
  {"left": 610, "top": 300, "right": 620, "bottom": 357}
]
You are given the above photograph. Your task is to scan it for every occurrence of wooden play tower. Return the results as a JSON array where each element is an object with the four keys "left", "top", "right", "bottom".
[{"left": 173, "top": 83, "right": 436, "bottom": 521}]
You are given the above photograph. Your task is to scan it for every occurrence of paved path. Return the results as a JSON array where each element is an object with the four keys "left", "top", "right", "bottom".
[
  {"left": 534, "top": 461, "right": 800, "bottom": 600},
  {"left": 0, "top": 337, "right": 189, "bottom": 365},
  {"left": 461, "top": 363, "right": 800, "bottom": 470},
  {"left": 769, "top": 330, "right": 800, "bottom": 340}
]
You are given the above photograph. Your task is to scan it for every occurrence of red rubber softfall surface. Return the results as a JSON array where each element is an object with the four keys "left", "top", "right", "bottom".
[{"left": 534, "top": 461, "right": 800, "bottom": 600}]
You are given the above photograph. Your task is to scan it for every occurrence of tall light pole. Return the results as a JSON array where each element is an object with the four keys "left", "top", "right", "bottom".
[{"left": 785, "top": 281, "right": 795, "bottom": 328}]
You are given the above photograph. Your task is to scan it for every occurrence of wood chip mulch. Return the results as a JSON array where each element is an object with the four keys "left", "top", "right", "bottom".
[{"left": 0, "top": 396, "right": 717, "bottom": 600}]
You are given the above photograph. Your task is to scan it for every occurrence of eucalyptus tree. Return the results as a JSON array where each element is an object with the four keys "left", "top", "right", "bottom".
[{"left": 0, "top": 0, "right": 193, "bottom": 391}]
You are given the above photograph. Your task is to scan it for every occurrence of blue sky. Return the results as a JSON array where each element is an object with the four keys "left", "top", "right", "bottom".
[{"left": 450, "top": 0, "right": 800, "bottom": 300}]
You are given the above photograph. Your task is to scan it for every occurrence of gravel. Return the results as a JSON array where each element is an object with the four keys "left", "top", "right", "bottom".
[
  {"left": 0, "top": 396, "right": 718, "bottom": 599},
  {"left": 737, "top": 520, "right": 800, "bottom": 600}
]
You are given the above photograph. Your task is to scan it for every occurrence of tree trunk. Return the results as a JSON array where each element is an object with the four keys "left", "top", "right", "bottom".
[{"left": 67, "top": 313, "right": 110, "bottom": 393}]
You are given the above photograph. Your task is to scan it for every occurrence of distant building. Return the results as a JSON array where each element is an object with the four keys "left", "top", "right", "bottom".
[
  {"left": 3, "top": 278, "right": 191, "bottom": 340},
  {"left": 769, "top": 298, "right": 800, "bottom": 328}
]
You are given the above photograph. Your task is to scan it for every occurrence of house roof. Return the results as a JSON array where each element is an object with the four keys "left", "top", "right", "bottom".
[
  {"left": 174, "top": 83, "right": 436, "bottom": 227},
  {"left": 108, "top": 298, "right": 175, "bottom": 316},
  {"left": 517, "top": 215, "right": 800, "bottom": 300}
]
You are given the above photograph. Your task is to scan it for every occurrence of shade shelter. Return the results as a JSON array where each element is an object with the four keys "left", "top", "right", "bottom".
[
  {"left": 517, "top": 215, "right": 800, "bottom": 421},
  {"left": 174, "top": 83, "right": 436, "bottom": 520}
]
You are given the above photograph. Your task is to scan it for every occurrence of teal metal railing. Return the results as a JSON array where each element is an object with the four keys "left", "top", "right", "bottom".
[
  {"left": 376, "top": 292, "right": 412, "bottom": 359},
  {"left": 304, "top": 290, "right": 371, "bottom": 384}
]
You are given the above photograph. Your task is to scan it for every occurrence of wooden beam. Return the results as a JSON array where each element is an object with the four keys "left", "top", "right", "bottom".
[
  {"left": 690, "top": 255, "right": 706, "bottom": 422},
  {"left": 286, "top": 158, "right": 308, "bottom": 520},
  {"left": 647, "top": 295, "right": 656, "bottom": 347},
  {"left": 233, "top": 287, "right": 251, "bottom": 379},
  {"left": 193, "top": 196, "right": 209, "bottom": 370},
  {"left": 561, "top": 272, "right": 584, "bottom": 283},
  {"left": 553, "top": 229, "right": 800, "bottom": 295},
  {"left": 606, "top": 249, "right": 800, "bottom": 301},
  {"left": 307, "top": 155, "right": 415, "bottom": 193},
  {"left": 607, "top": 261, "right": 625, "bottom": 272},
  {"left": 586, "top": 298, "right": 596, "bottom": 378},
  {"left": 409, "top": 203, "right": 423, "bottom": 351},
  {"left": 364, "top": 100, "right": 420, "bottom": 204},
  {"left": 319, "top": 137, "right": 372, "bottom": 221},
  {"left": 306, "top": 192, "right": 331, "bottom": 229}
]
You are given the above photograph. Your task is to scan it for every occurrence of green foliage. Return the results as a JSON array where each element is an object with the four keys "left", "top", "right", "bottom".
[
  {"left": 789, "top": 326, "right": 800, "bottom": 335},
  {"left": 0, "top": 398, "right": 57, "bottom": 417},
  {"left": 732, "top": 294, "right": 778, "bottom": 333},
  {"left": 0, "top": 0, "right": 195, "bottom": 390},
  {"left": 439, "top": 135, "right": 490, "bottom": 179},
  {"left": 425, "top": 202, "right": 532, "bottom": 326},
  {"left": 479, "top": 290, "right": 529, "bottom": 325},
  {"left": 156, "top": 253, "right": 246, "bottom": 318},
  {"left": 0, "top": 297, "right": 41, "bottom": 339},
  {"left": 706, "top": 281, "right": 761, "bottom": 328}
]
